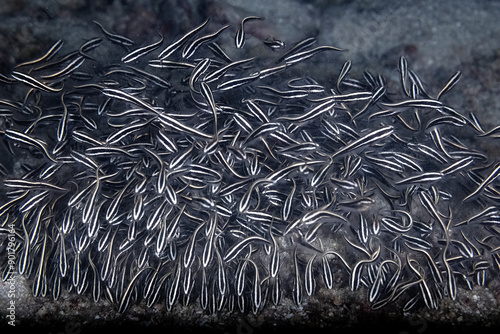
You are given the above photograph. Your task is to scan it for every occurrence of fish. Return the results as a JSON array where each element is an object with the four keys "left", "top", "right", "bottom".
[
  {"left": 11, "top": 71, "right": 63, "bottom": 93},
  {"left": 284, "top": 45, "right": 343, "bottom": 65},
  {"left": 183, "top": 24, "right": 230, "bottom": 59},
  {"left": 40, "top": 55, "right": 85, "bottom": 80},
  {"left": 463, "top": 162, "right": 500, "bottom": 202},
  {"left": 223, "top": 236, "right": 271, "bottom": 262},
  {"left": 263, "top": 37, "right": 285, "bottom": 51},
  {"left": 436, "top": 71, "right": 462, "bottom": 100},
  {"left": 15, "top": 39, "right": 64, "bottom": 68},
  {"left": 158, "top": 18, "right": 210, "bottom": 59},
  {"left": 235, "top": 16, "right": 263, "bottom": 49},
  {"left": 276, "top": 36, "right": 316, "bottom": 63},
  {"left": 122, "top": 32, "right": 164, "bottom": 63},
  {"left": 93, "top": 20, "right": 135, "bottom": 46}
]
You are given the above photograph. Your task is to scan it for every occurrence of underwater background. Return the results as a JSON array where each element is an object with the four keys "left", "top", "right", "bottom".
[{"left": 0, "top": 0, "right": 500, "bottom": 333}]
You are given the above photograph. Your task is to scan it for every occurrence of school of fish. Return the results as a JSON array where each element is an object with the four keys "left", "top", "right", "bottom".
[{"left": 1, "top": 17, "right": 499, "bottom": 314}]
